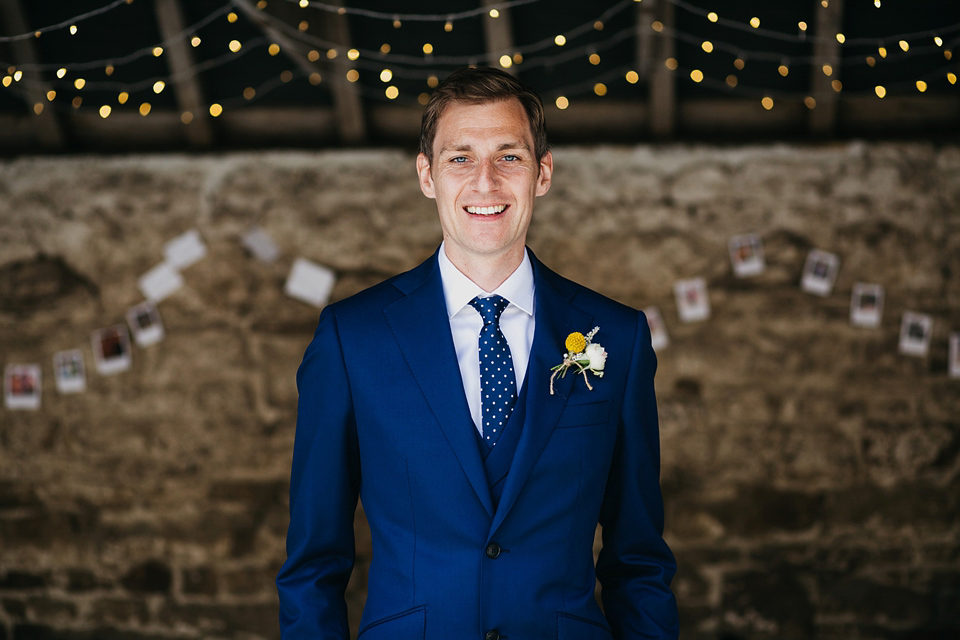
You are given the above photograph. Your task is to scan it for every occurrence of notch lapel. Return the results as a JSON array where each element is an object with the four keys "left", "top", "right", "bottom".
[
  {"left": 384, "top": 254, "right": 495, "bottom": 518},
  {"left": 490, "top": 254, "right": 593, "bottom": 535}
]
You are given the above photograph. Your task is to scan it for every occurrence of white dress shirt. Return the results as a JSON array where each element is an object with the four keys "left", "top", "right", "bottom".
[{"left": 438, "top": 243, "right": 535, "bottom": 434}]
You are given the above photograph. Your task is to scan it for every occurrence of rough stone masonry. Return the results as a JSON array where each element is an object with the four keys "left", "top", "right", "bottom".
[{"left": 0, "top": 143, "right": 958, "bottom": 640}]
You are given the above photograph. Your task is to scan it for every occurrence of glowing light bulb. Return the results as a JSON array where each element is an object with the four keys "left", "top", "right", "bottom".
[
  {"left": 385, "top": 86, "right": 399, "bottom": 100},
  {"left": 593, "top": 83, "right": 607, "bottom": 96},
  {"left": 625, "top": 71, "right": 639, "bottom": 84},
  {"left": 874, "top": 85, "right": 886, "bottom": 98},
  {"left": 707, "top": 12, "right": 718, "bottom": 22},
  {"left": 589, "top": 53, "right": 601, "bottom": 65},
  {"left": 690, "top": 70, "right": 704, "bottom": 82},
  {"left": 99, "top": 105, "right": 111, "bottom": 118},
  {"left": 380, "top": 69, "right": 393, "bottom": 82},
  {"left": 499, "top": 55, "right": 512, "bottom": 69},
  {"left": 702, "top": 41, "right": 713, "bottom": 53},
  {"left": 749, "top": 17, "right": 760, "bottom": 28},
  {"left": 210, "top": 103, "right": 223, "bottom": 117},
  {"left": 555, "top": 96, "right": 569, "bottom": 109},
  {"left": 489, "top": 9, "right": 499, "bottom": 18},
  {"left": 554, "top": 35, "right": 566, "bottom": 46},
  {"left": 229, "top": 40, "right": 242, "bottom": 52},
  {"left": 761, "top": 97, "right": 773, "bottom": 110}
]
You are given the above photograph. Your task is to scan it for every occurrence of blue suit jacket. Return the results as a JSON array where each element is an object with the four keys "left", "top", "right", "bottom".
[{"left": 277, "top": 249, "right": 678, "bottom": 639}]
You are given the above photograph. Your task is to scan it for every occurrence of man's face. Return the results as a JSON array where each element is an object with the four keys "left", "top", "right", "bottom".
[{"left": 417, "top": 98, "right": 553, "bottom": 265}]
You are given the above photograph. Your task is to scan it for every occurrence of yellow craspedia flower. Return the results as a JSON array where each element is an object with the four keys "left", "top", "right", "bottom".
[{"left": 565, "top": 332, "right": 586, "bottom": 354}]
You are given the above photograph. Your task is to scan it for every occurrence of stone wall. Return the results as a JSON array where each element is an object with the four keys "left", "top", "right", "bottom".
[{"left": 1, "top": 143, "right": 958, "bottom": 639}]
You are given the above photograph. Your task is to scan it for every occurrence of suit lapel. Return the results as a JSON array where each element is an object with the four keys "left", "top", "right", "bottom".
[
  {"left": 490, "top": 253, "right": 593, "bottom": 535},
  {"left": 384, "top": 252, "right": 495, "bottom": 518}
]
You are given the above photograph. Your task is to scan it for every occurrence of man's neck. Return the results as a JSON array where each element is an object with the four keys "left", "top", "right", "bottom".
[{"left": 443, "top": 244, "right": 526, "bottom": 293}]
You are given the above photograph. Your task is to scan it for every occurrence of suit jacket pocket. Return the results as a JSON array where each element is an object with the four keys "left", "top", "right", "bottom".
[
  {"left": 556, "top": 400, "right": 610, "bottom": 428},
  {"left": 358, "top": 605, "right": 425, "bottom": 640},
  {"left": 557, "top": 612, "right": 613, "bottom": 640}
]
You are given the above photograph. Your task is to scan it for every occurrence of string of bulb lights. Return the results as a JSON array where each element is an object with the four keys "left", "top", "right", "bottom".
[{"left": 1, "top": 0, "right": 956, "bottom": 122}]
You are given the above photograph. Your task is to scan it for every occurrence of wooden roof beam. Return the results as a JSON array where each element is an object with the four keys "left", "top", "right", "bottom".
[
  {"left": 153, "top": 0, "right": 214, "bottom": 147},
  {"left": 808, "top": 0, "right": 844, "bottom": 137},
  {"left": 0, "top": 0, "right": 65, "bottom": 149},
  {"left": 647, "top": 0, "right": 676, "bottom": 138},
  {"left": 481, "top": 0, "right": 515, "bottom": 73},
  {"left": 234, "top": 0, "right": 366, "bottom": 144}
]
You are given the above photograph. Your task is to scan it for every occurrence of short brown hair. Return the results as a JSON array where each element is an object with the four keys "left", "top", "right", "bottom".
[{"left": 419, "top": 66, "right": 548, "bottom": 164}]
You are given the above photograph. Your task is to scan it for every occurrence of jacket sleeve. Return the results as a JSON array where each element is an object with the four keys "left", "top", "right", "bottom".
[
  {"left": 596, "top": 310, "right": 679, "bottom": 640},
  {"left": 277, "top": 306, "right": 360, "bottom": 639}
]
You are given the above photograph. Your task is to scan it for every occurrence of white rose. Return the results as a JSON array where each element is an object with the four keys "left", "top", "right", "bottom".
[{"left": 585, "top": 343, "right": 606, "bottom": 371}]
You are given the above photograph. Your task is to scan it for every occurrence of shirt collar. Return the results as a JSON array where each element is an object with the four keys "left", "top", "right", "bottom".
[{"left": 437, "top": 242, "right": 535, "bottom": 319}]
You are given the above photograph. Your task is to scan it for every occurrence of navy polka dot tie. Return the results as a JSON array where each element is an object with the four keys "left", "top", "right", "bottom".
[{"left": 469, "top": 295, "right": 517, "bottom": 448}]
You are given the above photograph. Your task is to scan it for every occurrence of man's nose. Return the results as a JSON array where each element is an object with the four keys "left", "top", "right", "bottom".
[{"left": 473, "top": 158, "right": 499, "bottom": 192}]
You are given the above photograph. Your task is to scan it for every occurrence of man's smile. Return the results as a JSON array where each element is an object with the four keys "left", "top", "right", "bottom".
[{"left": 465, "top": 204, "right": 508, "bottom": 216}]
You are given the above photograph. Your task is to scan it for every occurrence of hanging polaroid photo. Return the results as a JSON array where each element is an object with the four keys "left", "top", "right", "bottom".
[
  {"left": 850, "top": 283, "right": 884, "bottom": 328},
  {"left": 4, "top": 364, "right": 42, "bottom": 410},
  {"left": 898, "top": 312, "right": 932, "bottom": 357},
  {"left": 644, "top": 306, "right": 670, "bottom": 351},
  {"left": 127, "top": 301, "right": 165, "bottom": 347},
  {"left": 241, "top": 226, "right": 280, "bottom": 263},
  {"left": 285, "top": 257, "right": 336, "bottom": 308},
  {"left": 801, "top": 249, "right": 840, "bottom": 296},
  {"left": 92, "top": 324, "right": 133, "bottom": 375},
  {"left": 729, "top": 234, "right": 765, "bottom": 278},
  {"left": 674, "top": 277, "right": 710, "bottom": 323},
  {"left": 139, "top": 261, "right": 184, "bottom": 302},
  {"left": 164, "top": 229, "right": 207, "bottom": 270},
  {"left": 950, "top": 333, "right": 960, "bottom": 379},
  {"left": 53, "top": 350, "right": 87, "bottom": 394}
]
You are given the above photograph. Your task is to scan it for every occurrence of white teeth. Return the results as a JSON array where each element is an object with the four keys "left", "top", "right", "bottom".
[{"left": 466, "top": 205, "right": 507, "bottom": 215}]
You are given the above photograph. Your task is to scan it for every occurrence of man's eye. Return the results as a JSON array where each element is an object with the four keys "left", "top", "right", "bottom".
[
  {"left": 451, "top": 156, "right": 467, "bottom": 163},
  {"left": 503, "top": 155, "right": 518, "bottom": 161}
]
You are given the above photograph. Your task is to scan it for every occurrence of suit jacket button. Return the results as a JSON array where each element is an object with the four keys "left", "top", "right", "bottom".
[
  {"left": 484, "top": 630, "right": 500, "bottom": 640},
  {"left": 485, "top": 543, "right": 501, "bottom": 559}
]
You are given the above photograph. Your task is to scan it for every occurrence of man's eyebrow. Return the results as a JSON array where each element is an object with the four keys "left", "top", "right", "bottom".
[{"left": 438, "top": 141, "right": 531, "bottom": 154}]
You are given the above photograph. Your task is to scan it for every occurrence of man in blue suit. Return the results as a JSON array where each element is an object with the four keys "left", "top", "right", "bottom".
[{"left": 277, "top": 67, "right": 678, "bottom": 640}]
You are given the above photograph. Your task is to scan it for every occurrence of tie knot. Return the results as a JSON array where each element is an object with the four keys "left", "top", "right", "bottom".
[{"left": 469, "top": 294, "right": 509, "bottom": 326}]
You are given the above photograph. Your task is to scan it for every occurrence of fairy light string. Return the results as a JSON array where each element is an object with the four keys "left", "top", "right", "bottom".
[{"left": 0, "top": 0, "right": 956, "bottom": 118}]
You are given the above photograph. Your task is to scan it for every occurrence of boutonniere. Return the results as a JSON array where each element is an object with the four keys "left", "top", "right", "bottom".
[{"left": 549, "top": 326, "right": 607, "bottom": 395}]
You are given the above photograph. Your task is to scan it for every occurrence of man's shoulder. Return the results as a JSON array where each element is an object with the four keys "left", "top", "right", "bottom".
[
  {"left": 533, "top": 254, "right": 641, "bottom": 324},
  {"left": 324, "top": 251, "right": 437, "bottom": 317}
]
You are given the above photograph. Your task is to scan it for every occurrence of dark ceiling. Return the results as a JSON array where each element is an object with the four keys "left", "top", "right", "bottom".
[{"left": 1, "top": 0, "right": 958, "bottom": 155}]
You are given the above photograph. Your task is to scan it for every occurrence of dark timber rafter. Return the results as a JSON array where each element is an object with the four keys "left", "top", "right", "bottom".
[
  {"left": 234, "top": 0, "right": 366, "bottom": 144},
  {"left": 808, "top": 0, "right": 844, "bottom": 136},
  {"left": 0, "top": 0, "right": 65, "bottom": 149},
  {"left": 153, "top": 0, "right": 214, "bottom": 147}
]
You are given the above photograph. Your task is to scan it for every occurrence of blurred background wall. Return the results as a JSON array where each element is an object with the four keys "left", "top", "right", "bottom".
[{"left": 1, "top": 142, "right": 958, "bottom": 639}]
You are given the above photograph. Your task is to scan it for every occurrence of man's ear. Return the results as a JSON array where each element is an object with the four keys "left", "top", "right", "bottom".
[
  {"left": 535, "top": 150, "right": 553, "bottom": 197},
  {"left": 416, "top": 153, "right": 436, "bottom": 199}
]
